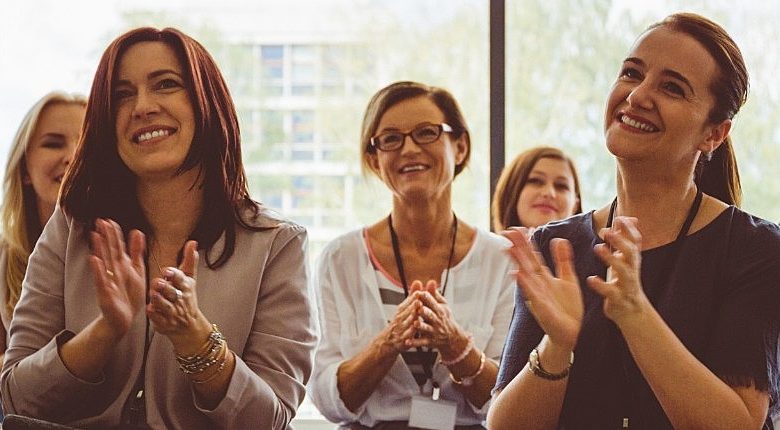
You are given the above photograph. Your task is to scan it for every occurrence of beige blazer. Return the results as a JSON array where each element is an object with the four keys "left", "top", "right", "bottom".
[{"left": 0, "top": 205, "right": 318, "bottom": 429}]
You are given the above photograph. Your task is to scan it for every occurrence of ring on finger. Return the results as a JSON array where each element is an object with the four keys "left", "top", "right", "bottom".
[{"left": 171, "top": 288, "right": 183, "bottom": 303}]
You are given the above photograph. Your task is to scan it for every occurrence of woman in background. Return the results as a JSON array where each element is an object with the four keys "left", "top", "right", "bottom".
[
  {"left": 0, "top": 91, "right": 86, "bottom": 355},
  {"left": 491, "top": 146, "right": 581, "bottom": 233}
]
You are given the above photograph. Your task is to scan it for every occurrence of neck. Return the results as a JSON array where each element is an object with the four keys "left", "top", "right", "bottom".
[
  {"left": 390, "top": 194, "right": 455, "bottom": 250},
  {"left": 137, "top": 169, "right": 204, "bottom": 248},
  {"left": 36, "top": 199, "right": 55, "bottom": 231},
  {"left": 612, "top": 161, "right": 698, "bottom": 247}
]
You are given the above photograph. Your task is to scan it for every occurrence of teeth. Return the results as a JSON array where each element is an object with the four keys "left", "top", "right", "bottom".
[
  {"left": 401, "top": 164, "right": 427, "bottom": 173},
  {"left": 136, "top": 129, "right": 170, "bottom": 143},
  {"left": 621, "top": 115, "right": 657, "bottom": 132}
]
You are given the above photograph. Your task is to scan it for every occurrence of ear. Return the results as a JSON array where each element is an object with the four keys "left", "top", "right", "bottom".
[
  {"left": 367, "top": 151, "right": 381, "bottom": 174},
  {"left": 699, "top": 119, "right": 731, "bottom": 153},
  {"left": 454, "top": 133, "right": 469, "bottom": 167}
]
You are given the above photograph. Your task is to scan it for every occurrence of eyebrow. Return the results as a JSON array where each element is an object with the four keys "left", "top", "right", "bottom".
[
  {"left": 625, "top": 57, "right": 695, "bottom": 95},
  {"left": 115, "top": 69, "right": 183, "bottom": 86},
  {"left": 38, "top": 133, "right": 65, "bottom": 140}
]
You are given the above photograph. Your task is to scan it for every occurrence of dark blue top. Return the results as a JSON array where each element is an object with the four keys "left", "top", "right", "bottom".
[{"left": 495, "top": 207, "right": 780, "bottom": 430}]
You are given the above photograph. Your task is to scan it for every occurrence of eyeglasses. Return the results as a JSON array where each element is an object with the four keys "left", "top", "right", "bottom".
[{"left": 370, "top": 123, "right": 453, "bottom": 152}]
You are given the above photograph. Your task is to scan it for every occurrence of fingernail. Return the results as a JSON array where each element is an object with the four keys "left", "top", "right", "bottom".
[
  {"left": 157, "top": 279, "right": 166, "bottom": 288},
  {"left": 164, "top": 268, "right": 174, "bottom": 279}
]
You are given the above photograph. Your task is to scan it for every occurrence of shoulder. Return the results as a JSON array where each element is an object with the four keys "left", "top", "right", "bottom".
[
  {"left": 317, "top": 228, "right": 365, "bottom": 264},
  {"left": 532, "top": 212, "right": 596, "bottom": 249},
  {"left": 716, "top": 207, "right": 780, "bottom": 253}
]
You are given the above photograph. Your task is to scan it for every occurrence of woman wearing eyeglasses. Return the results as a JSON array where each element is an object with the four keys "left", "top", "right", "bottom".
[{"left": 310, "top": 81, "right": 515, "bottom": 429}]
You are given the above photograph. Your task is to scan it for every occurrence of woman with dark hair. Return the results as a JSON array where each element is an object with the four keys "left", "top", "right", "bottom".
[
  {"left": 491, "top": 146, "right": 582, "bottom": 233},
  {"left": 310, "top": 81, "right": 515, "bottom": 429},
  {"left": 489, "top": 13, "right": 780, "bottom": 430},
  {"left": 0, "top": 27, "right": 317, "bottom": 429}
]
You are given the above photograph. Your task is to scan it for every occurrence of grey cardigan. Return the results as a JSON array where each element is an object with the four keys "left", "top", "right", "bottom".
[{"left": 0, "top": 206, "right": 319, "bottom": 429}]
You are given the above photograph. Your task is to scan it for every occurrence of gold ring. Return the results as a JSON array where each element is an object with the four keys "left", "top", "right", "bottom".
[{"left": 106, "top": 269, "right": 115, "bottom": 278}]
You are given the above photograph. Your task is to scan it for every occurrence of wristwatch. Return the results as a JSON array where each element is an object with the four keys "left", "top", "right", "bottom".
[{"left": 528, "top": 347, "right": 573, "bottom": 380}]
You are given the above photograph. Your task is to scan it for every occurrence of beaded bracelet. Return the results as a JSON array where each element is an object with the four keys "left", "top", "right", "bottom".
[
  {"left": 192, "top": 344, "right": 231, "bottom": 384},
  {"left": 176, "top": 324, "right": 226, "bottom": 375},
  {"left": 439, "top": 334, "right": 474, "bottom": 366}
]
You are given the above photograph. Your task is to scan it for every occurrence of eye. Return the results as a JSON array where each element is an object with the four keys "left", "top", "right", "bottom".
[
  {"left": 378, "top": 133, "right": 403, "bottom": 147},
  {"left": 112, "top": 87, "right": 134, "bottom": 101},
  {"left": 412, "top": 125, "right": 440, "bottom": 142},
  {"left": 41, "top": 139, "right": 65, "bottom": 149},
  {"left": 155, "top": 78, "right": 183, "bottom": 91},
  {"left": 526, "top": 177, "right": 544, "bottom": 186},
  {"left": 661, "top": 81, "right": 686, "bottom": 97},
  {"left": 554, "top": 182, "right": 571, "bottom": 191},
  {"left": 619, "top": 67, "right": 642, "bottom": 81}
]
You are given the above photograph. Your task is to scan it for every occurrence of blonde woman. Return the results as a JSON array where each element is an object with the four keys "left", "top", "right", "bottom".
[{"left": 0, "top": 91, "right": 86, "bottom": 352}]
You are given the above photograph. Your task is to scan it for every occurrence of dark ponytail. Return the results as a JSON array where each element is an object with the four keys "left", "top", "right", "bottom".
[{"left": 695, "top": 136, "right": 741, "bottom": 207}]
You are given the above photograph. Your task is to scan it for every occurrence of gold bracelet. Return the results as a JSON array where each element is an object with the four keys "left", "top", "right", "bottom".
[
  {"left": 192, "top": 346, "right": 231, "bottom": 385},
  {"left": 449, "top": 350, "right": 486, "bottom": 387}
]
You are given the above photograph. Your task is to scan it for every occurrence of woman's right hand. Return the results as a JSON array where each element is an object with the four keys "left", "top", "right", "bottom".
[
  {"left": 502, "top": 228, "right": 583, "bottom": 351},
  {"left": 374, "top": 283, "right": 426, "bottom": 355},
  {"left": 87, "top": 218, "right": 147, "bottom": 339}
]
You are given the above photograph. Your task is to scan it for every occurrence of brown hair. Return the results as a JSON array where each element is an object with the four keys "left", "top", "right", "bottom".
[
  {"left": 648, "top": 13, "right": 747, "bottom": 206},
  {"left": 1, "top": 92, "right": 86, "bottom": 317},
  {"left": 360, "top": 81, "right": 470, "bottom": 177},
  {"left": 491, "top": 146, "right": 582, "bottom": 231},
  {"left": 60, "top": 27, "right": 260, "bottom": 269}
]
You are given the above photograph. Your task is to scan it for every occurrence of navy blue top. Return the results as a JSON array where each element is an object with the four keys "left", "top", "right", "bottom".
[{"left": 495, "top": 207, "right": 780, "bottom": 429}]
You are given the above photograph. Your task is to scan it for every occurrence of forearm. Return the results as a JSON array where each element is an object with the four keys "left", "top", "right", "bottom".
[
  {"left": 619, "top": 304, "right": 767, "bottom": 429},
  {"left": 59, "top": 316, "right": 121, "bottom": 381},
  {"left": 445, "top": 345, "right": 498, "bottom": 408},
  {"left": 337, "top": 336, "right": 399, "bottom": 412},
  {"left": 487, "top": 336, "right": 570, "bottom": 430}
]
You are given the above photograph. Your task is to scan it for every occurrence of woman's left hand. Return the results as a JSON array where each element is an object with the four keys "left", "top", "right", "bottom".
[
  {"left": 588, "top": 216, "right": 651, "bottom": 324},
  {"left": 406, "top": 280, "right": 470, "bottom": 359},
  {"left": 147, "top": 240, "right": 212, "bottom": 353}
]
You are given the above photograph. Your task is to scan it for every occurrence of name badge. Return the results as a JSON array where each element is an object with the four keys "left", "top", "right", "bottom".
[{"left": 409, "top": 395, "right": 457, "bottom": 430}]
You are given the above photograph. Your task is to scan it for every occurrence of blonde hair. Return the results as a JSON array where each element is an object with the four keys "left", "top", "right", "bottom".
[{"left": 1, "top": 91, "right": 87, "bottom": 317}]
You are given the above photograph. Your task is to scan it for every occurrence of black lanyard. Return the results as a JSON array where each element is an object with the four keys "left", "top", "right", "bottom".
[
  {"left": 606, "top": 188, "right": 702, "bottom": 429},
  {"left": 387, "top": 213, "right": 458, "bottom": 297},
  {"left": 387, "top": 213, "right": 458, "bottom": 395}
]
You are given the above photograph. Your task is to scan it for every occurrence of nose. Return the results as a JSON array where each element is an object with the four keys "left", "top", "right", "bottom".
[
  {"left": 541, "top": 183, "right": 556, "bottom": 198},
  {"left": 132, "top": 89, "right": 160, "bottom": 120},
  {"left": 398, "top": 134, "right": 422, "bottom": 155},
  {"left": 626, "top": 81, "right": 654, "bottom": 110}
]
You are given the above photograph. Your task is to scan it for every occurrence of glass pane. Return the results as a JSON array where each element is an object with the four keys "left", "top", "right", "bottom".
[{"left": 506, "top": 0, "right": 780, "bottom": 221}]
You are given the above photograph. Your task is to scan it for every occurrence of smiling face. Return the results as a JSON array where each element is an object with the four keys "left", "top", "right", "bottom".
[
  {"left": 604, "top": 26, "right": 730, "bottom": 167},
  {"left": 515, "top": 157, "right": 579, "bottom": 228},
  {"left": 113, "top": 41, "right": 196, "bottom": 181},
  {"left": 367, "top": 96, "right": 468, "bottom": 203},
  {"left": 24, "top": 102, "right": 85, "bottom": 220}
]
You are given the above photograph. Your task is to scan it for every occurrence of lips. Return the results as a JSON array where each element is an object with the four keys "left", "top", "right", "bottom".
[
  {"left": 618, "top": 112, "right": 659, "bottom": 132},
  {"left": 398, "top": 163, "right": 430, "bottom": 174},
  {"left": 532, "top": 203, "right": 558, "bottom": 213},
  {"left": 131, "top": 126, "right": 177, "bottom": 144}
]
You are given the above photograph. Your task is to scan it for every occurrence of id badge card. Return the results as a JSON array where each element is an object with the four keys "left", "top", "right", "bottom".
[{"left": 409, "top": 395, "right": 457, "bottom": 430}]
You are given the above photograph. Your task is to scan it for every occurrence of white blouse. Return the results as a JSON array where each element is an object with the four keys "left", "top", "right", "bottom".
[{"left": 309, "top": 227, "right": 516, "bottom": 427}]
